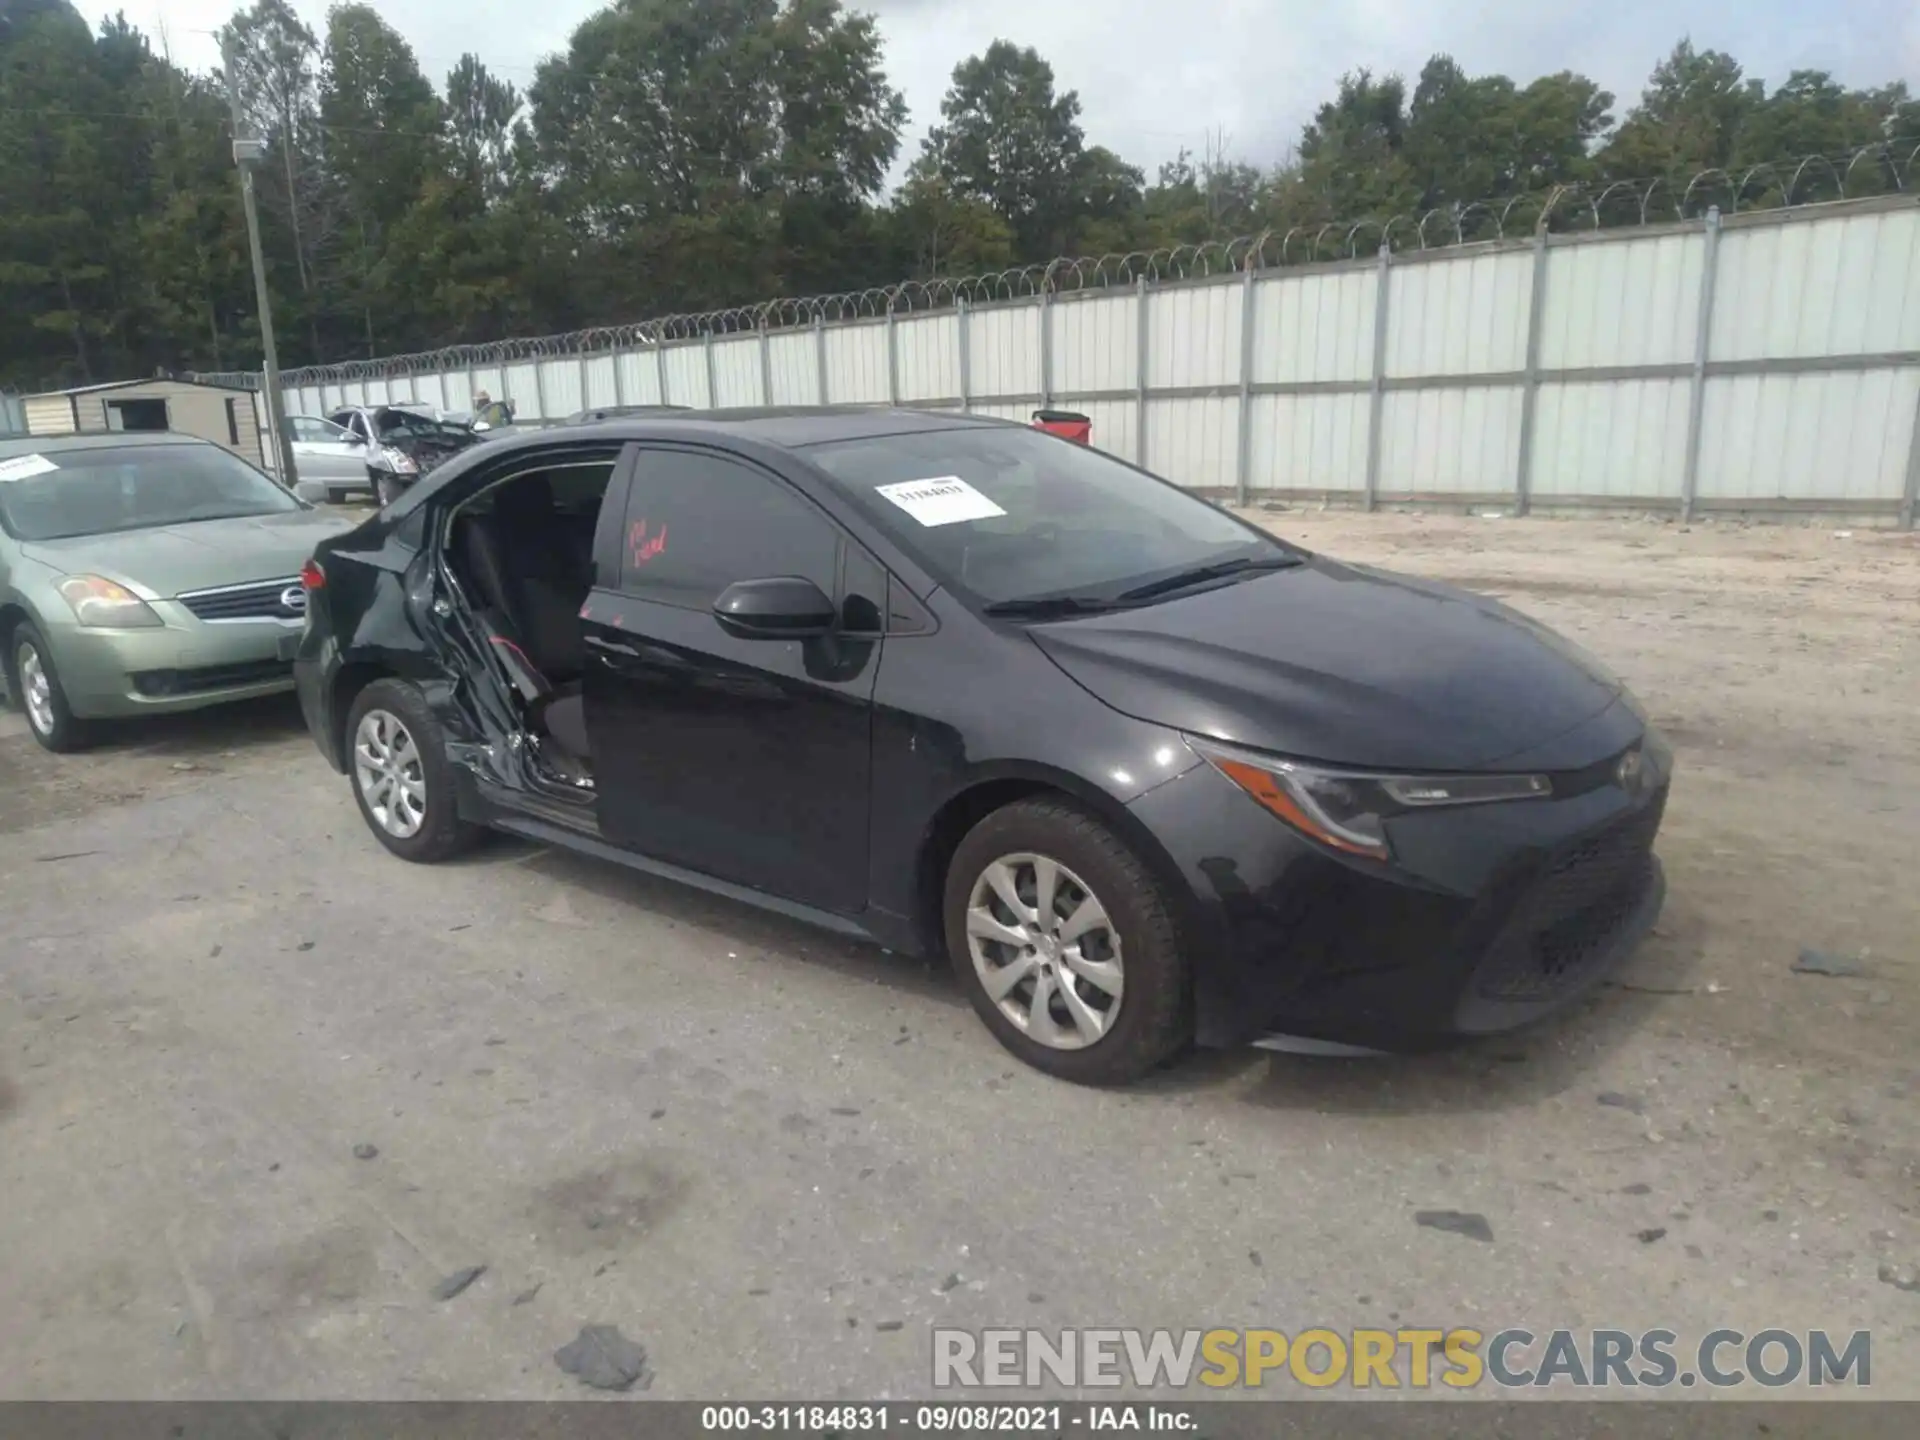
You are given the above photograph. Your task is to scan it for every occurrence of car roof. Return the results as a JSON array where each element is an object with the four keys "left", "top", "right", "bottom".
[
  {"left": 561, "top": 406, "right": 1020, "bottom": 450},
  {"left": 386, "top": 407, "right": 1038, "bottom": 536},
  {"left": 0, "top": 432, "right": 214, "bottom": 459}
]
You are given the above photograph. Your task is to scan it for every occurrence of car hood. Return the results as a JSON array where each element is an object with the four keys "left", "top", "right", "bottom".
[
  {"left": 384, "top": 430, "right": 481, "bottom": 464},
  {"left": 1027, "top": 556, "right": 1626, "bottom": 771},
  {"left": 22, "top": 509, "right": 354, "bottom": 599}
]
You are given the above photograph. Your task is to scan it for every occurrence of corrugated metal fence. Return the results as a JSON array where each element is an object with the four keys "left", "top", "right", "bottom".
[{"left": 265, "top": 195, "right": 1920, "bottom": 526}]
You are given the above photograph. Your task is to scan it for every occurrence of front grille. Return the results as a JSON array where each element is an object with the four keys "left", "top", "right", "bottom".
[
  {"left": 177, "top": 577, "right": 305, "bottom": 622},
  {"left": 1472, "top": 795, "right": 1666, "bottom": 1002},
  {"left": 131, "top": 660, "right": 292, "bottom": 696}
]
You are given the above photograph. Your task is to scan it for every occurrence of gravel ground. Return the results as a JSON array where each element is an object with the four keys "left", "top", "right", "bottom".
[{"left": 0, "top": 512, "right": 1915, "bottom": 1403}]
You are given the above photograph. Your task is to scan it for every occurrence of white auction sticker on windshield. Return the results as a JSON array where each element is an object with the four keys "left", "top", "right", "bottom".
[
  {"left": 0, "top": 453, "right": 58, "bottom": 483},
  {"left": 874, "top": 475, "right": 1006, "bottom": 527}
]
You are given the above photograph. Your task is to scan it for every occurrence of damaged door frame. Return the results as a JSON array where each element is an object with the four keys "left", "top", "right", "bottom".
[{"left": 414, "top": 442, "right": 632, "bottom": 829}]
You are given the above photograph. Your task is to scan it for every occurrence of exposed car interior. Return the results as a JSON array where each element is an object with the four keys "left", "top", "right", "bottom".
[{"left": 442, "top": 461, "right": 615, "bottom": 789}]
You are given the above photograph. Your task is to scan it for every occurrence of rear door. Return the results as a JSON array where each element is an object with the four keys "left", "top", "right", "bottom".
[{"left": 579, "top": 443, "right": 881, "bottom": 914}]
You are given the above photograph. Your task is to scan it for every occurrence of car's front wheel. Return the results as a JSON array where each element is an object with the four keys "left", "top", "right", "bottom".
[
  {"left": 9, "top": 622, "right": 90, "bottom": 753},
  {"left": 345, "top": 678, "right": 481, "bottom": 863},
  {"left": 943, "top": 797, "right": 1191, "bottom": 1084}
]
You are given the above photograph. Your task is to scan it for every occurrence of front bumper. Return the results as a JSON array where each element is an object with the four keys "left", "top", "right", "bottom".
[
  {"left": 1127, "top": 717, "right": 1672, "bottom": 1053},
  {"left": 43, "top": 610, "right": 302, "bottom": 719},
  {"left": 295, "top": 475, "right": 374, "bottom": 503}
]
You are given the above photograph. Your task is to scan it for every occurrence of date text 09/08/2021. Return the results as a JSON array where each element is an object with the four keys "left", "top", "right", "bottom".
[{"left": 700, "top": 1405, "right": 1193, "bottom": 1432}]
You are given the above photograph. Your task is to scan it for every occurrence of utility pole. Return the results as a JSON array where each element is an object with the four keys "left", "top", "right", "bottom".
[{"left": 222, "top": 35, "right": 298, "bottom": 491}]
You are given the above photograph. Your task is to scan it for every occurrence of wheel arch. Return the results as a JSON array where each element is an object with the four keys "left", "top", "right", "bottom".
[
  {"left": 0, "top": 599, "right": 48, "bottom": 691},
  {"left": 910, "top": 761, "right": 1200, "bottom": 959},
  {"left": 331, "top": 659, "right": 394, "bottom": 763},
  {"left": 330, "top": 650, "right": 480, "bottom": 776}
]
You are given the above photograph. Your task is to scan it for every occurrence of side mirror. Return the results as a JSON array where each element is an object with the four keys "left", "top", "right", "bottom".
[{"left": 712, "top": 576, "right": 836, "bottom": 640}]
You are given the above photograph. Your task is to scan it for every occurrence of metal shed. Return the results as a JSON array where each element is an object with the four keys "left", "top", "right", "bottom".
[{"left": 20, "top": 377, "right": 272, "bottom": 469}]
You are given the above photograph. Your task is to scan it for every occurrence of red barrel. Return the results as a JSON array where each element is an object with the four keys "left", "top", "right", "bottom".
[{"left": 1032, "top": 409, "right": 1091, "bottom": 444}]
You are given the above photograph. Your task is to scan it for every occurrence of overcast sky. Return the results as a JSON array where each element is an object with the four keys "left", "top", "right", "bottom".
[{"left": 83, "top": 0, "right": 1920, "bottom": 183}]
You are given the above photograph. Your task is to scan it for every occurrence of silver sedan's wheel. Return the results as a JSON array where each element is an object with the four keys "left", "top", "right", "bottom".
[
  {"left": 18, "top": 642, "right": 54, "bottom": 736},
  {"left": 965, "top": 851, "right": 1124, "bottom": 1050},
  {"left": 353, "top": 708, "right": 427, "bottom": 839}
]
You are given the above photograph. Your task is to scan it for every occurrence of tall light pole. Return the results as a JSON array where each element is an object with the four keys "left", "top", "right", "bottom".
[{"left": 222, "top": 35, "right": 299, "bottom": 491}]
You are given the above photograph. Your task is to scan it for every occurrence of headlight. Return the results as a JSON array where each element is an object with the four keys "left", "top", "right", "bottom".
[
  {"left": 376, "top": 445, "right": 418, "bottom": 474},
  {"left": 1187, "top": 737, "right": 1550, "bottom": 860},
  {"left": 57, "top": 574, "right": 164, "bottom": 629}
]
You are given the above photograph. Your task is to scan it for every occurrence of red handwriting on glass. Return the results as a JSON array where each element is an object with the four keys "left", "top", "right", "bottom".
[{"left": 628, "top": 518, "right": 668, "bottom": 567}]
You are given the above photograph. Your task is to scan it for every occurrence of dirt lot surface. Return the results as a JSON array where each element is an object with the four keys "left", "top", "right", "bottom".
[{"left": 1, "top": 512, "right": 1916, "bottom": 1405}]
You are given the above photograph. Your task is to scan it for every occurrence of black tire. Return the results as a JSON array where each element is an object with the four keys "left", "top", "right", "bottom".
[
  {"left": 326, "top": 486, "right": 349, "bottom": 506},
  {"left": 344, "top": 677, "right": 483, "bottom": 863},
  {"left": 943, "top": 797, "right": 1191, "bottom": 1084},
  {"left": 9, "top": 621, "right": 91, "bottom": 753}
]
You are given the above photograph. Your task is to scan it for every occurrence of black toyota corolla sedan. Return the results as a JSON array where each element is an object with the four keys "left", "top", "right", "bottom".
[{"left": 294, "top": 408, "right": 1670, "bottom": 1084}]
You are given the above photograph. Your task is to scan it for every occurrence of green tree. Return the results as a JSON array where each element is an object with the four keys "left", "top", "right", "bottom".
[
  {"left": 322, "top": 5, "right": 442, "bottom": 229},
  {"left": 445, "top": 53, "right": 520, "bottom": 201},
  {"left": 1397, "top": 56, "right": 1610, "bottom": 230},
  {"left": 1066, "top": 144, "right": 1146, "bottom": 252},
  {"left": 135, "top": 60, "right": 255, "bottom": 371},
  {"left": 920, "top": 40, "right": 1090, "bottom": 257},
  {"left": 0, "top": 2, "right": 123, "bottom": 383},
  {"left": 382, "top": 174, "right": 572, "bottom": 346},
  {"left": 218, "top": 0, "right": 323, "bottom": 305},
  {"left": 1293, "top": 69, "right": 1419, "bottom": 221},
  {"left": 1601, "top": 40, "right": 1760, "bottom": 178},
  {"left": 889, "top": 154, "right": 1015, "bottom": 276},
  {"left": 1507, "top": 71, "right": 1614, "bottom": 193},
  {"left": 320, "top": 4, "right": 445, "bottom": 355},
  {"left": 527, "top": 0, "right": 903, "bottom": 317},
  {"left": 1729, "top": 72, "right": 1920, "bottom": 200},
  {"left": 1141, "top": 142, "right": 1266, "bottom": 247}
]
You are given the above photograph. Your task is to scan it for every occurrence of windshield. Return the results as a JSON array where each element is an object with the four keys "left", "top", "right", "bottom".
[
  {"left": 0, "top": 444, "right": 303, "bottom": 541},
  {"left": 805, "top": 426, "right": 1292, "bottom": 607}
]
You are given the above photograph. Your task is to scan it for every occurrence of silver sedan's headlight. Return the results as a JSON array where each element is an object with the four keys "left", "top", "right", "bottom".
[
  {"left": 1186, "top": 736, "right": 1550, "bottom": 859},
  {"left": 375, "top": 445, "right": 418, "bottom": 474}
]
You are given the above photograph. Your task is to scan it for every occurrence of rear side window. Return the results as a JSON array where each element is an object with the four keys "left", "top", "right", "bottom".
[{"left": 619, "top": 448, "right": 840, "bottom": 610}]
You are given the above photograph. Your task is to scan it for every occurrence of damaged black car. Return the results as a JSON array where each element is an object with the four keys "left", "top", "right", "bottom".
[{"left": 294, "top": 409, "right": 1670, "bottom": 1084}]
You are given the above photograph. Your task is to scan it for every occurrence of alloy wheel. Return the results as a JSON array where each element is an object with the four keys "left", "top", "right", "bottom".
[
  {"left": 18, "top": 643, "right": 55, "bottom": 736},
  {"left": 353, "top": 708, "right": 427, "bottom": 838},
  {"left": 965, "top": 852, "right": 1124, "bottom": 1050}
]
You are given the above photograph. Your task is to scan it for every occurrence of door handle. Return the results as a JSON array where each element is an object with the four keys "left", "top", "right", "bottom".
[{"left": 586, "top": 635, "right": 640, "bottom": 659}]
